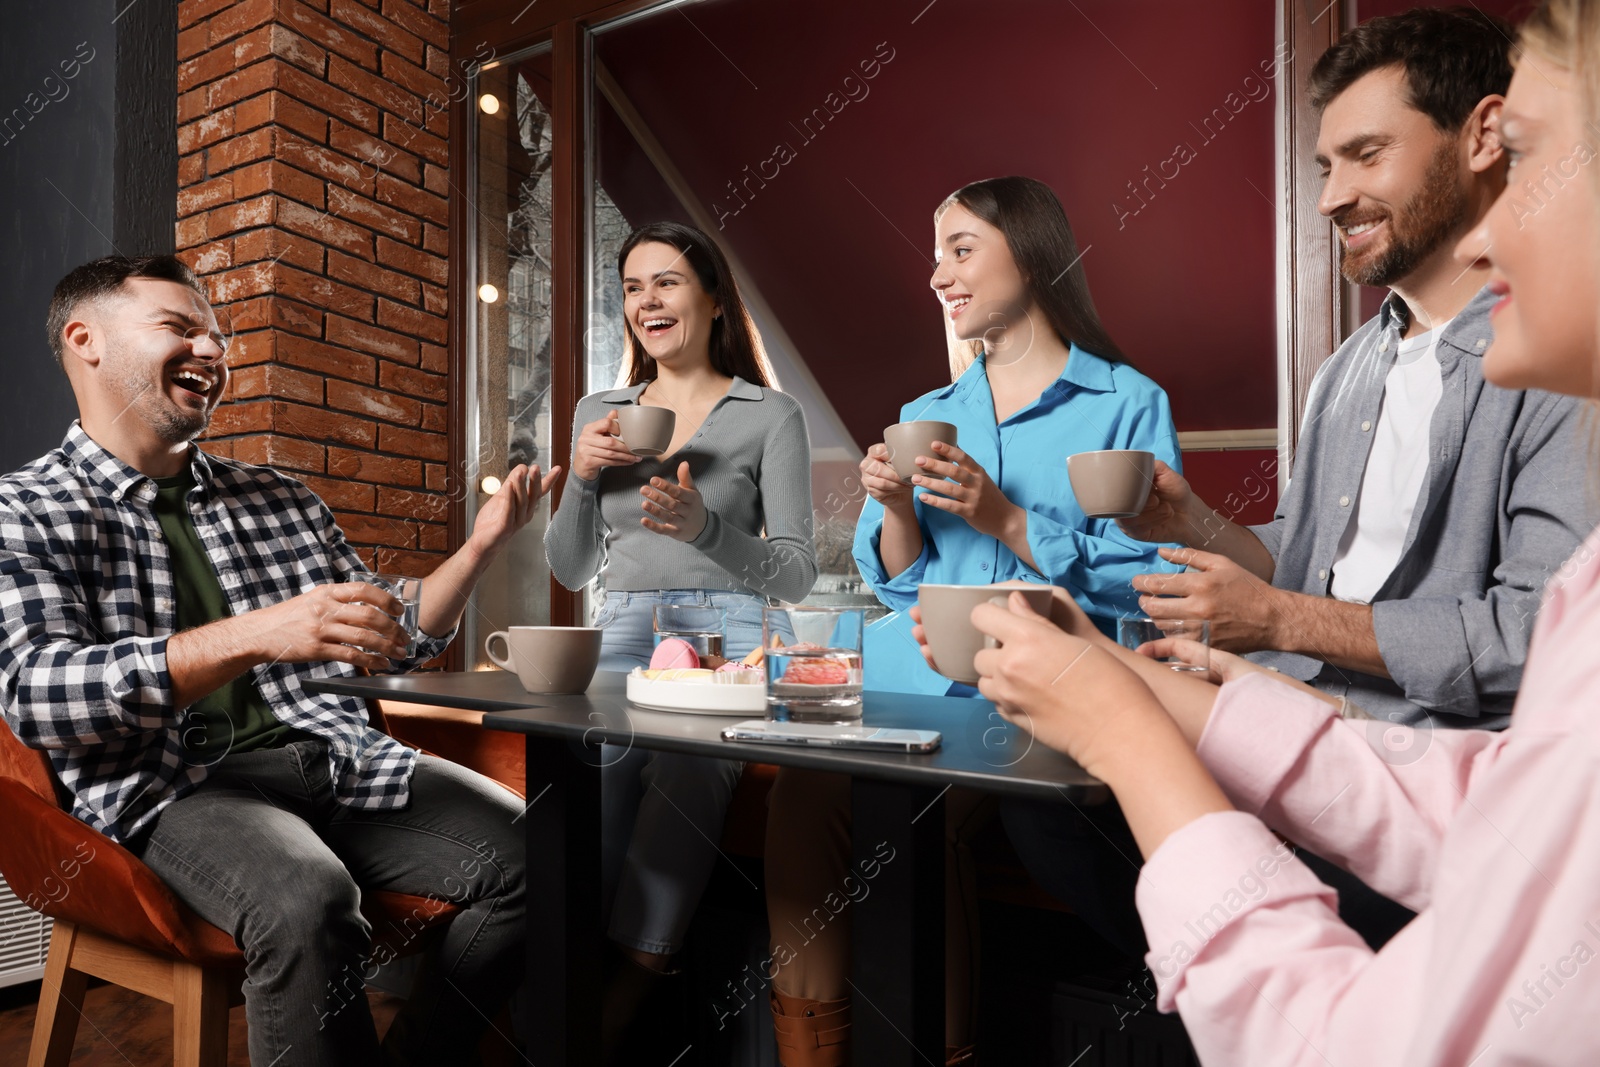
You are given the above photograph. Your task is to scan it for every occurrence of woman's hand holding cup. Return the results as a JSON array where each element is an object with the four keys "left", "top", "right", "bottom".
[
  {"left": 971, "top": 592, "right": 1170, "bottom": 779},
  {"left": 910, "top": 586, "right": 1177, "bottom": 777},
  {"left": 572, "top": 411, "right": 642, "bottom": 482},
  {"left": 860, "top": 442, "right": 917, "bottom": 511},
  {"left": 909, "top": 584, "right": 1106, "bottom": 677}
]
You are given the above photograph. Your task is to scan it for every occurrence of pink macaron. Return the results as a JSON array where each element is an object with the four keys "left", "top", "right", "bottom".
[{"left": 649, "top": 637, "right": 700, "bottom": 671}]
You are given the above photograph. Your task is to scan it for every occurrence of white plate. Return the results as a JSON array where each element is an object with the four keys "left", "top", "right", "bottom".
[{"left": 626, "top": 670, "right": 767, "bottom": 716}]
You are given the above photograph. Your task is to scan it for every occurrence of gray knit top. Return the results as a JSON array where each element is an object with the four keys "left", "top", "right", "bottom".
[{"left": 544, "top": 376, "right": 819, "bottom": 603}]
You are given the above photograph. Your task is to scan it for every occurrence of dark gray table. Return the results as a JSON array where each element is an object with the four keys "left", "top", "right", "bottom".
[{"left": 306, "top": 670, "right": 1107, "bottom": 1066}]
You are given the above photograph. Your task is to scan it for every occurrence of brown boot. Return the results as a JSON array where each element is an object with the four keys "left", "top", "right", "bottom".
[
  {"left": 945, "top": 1045, "right": 976, "bottom": 1065},
  {"left": 770, "top": 988, "right": 851, "bottom": 1067}
]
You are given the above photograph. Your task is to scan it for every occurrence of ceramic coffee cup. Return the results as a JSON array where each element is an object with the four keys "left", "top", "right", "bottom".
[
  {"left": 917, "top": 583, "right": 1055, "bottom": 685},
  {"left": 1066, "top": 449, "right": 1156, "bottom": 519},
  {"left": 485, "top": 626, "right": 604, "bottom": 694},
  {"left": 883, "top": 421, "right": 959, "bottom": 482},
  {"left": 614, "top": 405, "right": 676, "bottom": 457}
]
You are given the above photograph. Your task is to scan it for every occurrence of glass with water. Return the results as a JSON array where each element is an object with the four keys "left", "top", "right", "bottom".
[
  {"left": 351, "top": 572, "right": 423, "bottom": 658},
  {"left": 1117, "top": 616, "right": 1210, "bottom": 673},
  {"left": 763, "top": 605, "right": 865, "bottom": 724},
  {"left": 653, "top": 604, "right": 726, "bottom": 659}
]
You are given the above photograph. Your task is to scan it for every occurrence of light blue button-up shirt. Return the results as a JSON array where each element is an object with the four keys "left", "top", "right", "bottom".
[{"left": 853, "top": 345, "right": 1182, "bottom": 695}]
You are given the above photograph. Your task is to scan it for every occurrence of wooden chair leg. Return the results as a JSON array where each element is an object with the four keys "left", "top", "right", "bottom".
[
  {"left": 172, "top": 959, "right": 231, "bottom": 1067},
  {"left": 27, "top": 921, "right": 88, "bottom": 1067}
]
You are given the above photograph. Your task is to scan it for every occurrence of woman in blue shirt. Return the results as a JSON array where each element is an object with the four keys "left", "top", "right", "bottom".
[
  {"left": 763, "top": 177, "right": 1180, "bottom": 1066},
  {"left": 855, "top": 189, "right": 1182, "bottom": 695}
]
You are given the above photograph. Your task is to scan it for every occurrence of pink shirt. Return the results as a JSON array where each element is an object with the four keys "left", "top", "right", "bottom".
[{"left": 1136, "top": 530, "right": 1600, "bottom": 1065}]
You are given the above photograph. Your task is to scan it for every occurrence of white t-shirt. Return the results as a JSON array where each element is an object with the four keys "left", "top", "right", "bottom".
[{"left": 1328, "top": 320, "right": 1450, "bottom": 603}]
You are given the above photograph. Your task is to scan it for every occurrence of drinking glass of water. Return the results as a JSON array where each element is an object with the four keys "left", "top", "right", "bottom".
[
  {"left": 1117, "top": 616, "right": 1210, "bottom": 674},
  {"left": 653, "top": 604, "right": 726, "bottom": 659},
  {"left": 763, "top": 605, "right": 865, "bottom": 724},
  {"left": 351, "top": 572, "right": 423, "bottom": 658}
]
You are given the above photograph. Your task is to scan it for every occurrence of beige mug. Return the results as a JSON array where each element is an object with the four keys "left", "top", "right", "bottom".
[
  {"left": 917, "top": 583, "right": 1056, "bottom": 685},
  {"left": 1066, "top": 449, "right": 1156, "bottom": 519},
  {"left": 614, "top": 405, "right": 676, "bottom": 457},
  {"left": 882, "top": 421, "right": 958, "bottom": 482},
  {"left": 485, "top": 626, "right": 604, "bottom": 694}
]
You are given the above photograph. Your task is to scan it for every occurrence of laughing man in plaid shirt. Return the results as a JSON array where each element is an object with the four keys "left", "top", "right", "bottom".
[{"left": 0, "top": 256, "right": 563, "bottom": 1065}]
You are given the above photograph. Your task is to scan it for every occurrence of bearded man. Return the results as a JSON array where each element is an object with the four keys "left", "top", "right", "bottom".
[
  {"left": 1114, "top": 6, "right": 1596, "bottom": 732},
  {"left": 1001, "top": 7, "right": 1597, "bottom": 961},
  {"left": 1, "top": 255, "right": 561, "bottom": 1064}
]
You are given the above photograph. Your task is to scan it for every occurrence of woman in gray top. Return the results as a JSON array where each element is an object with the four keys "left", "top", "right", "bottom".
[{"left": 544, "top": 222, "right": 817, "bottom": 1046}]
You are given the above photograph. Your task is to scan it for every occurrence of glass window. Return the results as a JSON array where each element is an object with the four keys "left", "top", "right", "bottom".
[{"left": 464, "top": 42, "right": 556, "bottom": 666}]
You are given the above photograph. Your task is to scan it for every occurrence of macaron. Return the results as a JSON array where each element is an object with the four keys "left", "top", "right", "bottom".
[{"left": 650, "top": 637, "right": 700, "bottom": 671}]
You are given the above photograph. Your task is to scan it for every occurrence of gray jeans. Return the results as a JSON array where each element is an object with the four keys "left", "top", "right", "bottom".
[{"left": 133, "top": 738, "right": 526, "bottom": 1067}]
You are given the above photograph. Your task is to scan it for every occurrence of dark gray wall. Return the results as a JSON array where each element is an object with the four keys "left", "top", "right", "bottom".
[{"left": 0, "top": 0, "right": 175, "bottom": 470}]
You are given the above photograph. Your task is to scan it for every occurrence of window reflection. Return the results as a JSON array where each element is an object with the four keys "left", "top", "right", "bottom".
[{"left": 466, "top": 44, "right": 556, "bottom": 663}]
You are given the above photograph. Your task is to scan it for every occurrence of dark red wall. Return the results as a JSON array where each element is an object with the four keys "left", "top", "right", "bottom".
[
  {"left": 1185, "top": 449, "right": 1280, "bottom": 527},
  {"left": 593, "top": 0, "right": 1280, "bottom": 446}
]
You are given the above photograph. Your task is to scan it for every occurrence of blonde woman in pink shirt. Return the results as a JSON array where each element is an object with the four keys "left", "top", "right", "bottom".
[{"left": 912, "top": 1, "right": 1600, "bottom": 1062}]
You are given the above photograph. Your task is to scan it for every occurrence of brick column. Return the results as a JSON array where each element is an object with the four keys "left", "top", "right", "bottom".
[{"left": 175, "top": 0, "right": 453, "bottom": 576}]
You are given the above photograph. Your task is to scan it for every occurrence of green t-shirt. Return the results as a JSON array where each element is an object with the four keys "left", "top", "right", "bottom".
[{"left": 150, "top": 467, "right": 305, "bottom": 762}]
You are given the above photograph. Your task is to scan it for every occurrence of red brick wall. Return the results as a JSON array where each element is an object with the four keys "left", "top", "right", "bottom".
[{"left": 175, "top": 0, "right": 453, "bottom": 576}]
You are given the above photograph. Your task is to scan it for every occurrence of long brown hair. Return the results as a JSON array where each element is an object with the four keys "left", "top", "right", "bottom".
[
  {"left": 937, "top": 176, "right": 1127, "bottom": 380},
  {"left": 617, "top": 222, "right": 775, "bottom": 388}
]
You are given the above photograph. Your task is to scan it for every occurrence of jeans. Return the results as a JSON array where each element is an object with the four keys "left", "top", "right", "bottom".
[
  {"left": 133, "top": 738, "right": 526, "bottom": 1067},
  {"left": 594, "top": 588, "right": 763, "bottom": 954}
]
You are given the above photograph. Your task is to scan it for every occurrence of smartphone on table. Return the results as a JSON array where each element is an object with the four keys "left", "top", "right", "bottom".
[{"left": 720, "top": 720, "right": 941, "bottom": 753}]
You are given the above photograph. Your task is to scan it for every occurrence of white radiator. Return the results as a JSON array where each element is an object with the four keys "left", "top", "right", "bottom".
[{"left": 0, "top": 875, "right": 51, "bottom": 987}]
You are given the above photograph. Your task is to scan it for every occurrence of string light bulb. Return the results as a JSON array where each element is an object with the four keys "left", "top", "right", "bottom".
[
  {"left": 480, "top": 475, "right": 502, "bottom": 495},
  {"left": 478, "top": 283, "right": 500, "bottom": 304},
  {"left": 479, "top": 94, "right": 501, "bottom": 115}
]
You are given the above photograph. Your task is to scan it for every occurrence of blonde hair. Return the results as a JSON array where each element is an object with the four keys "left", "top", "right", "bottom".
[
  {"left": 1520, "top": 0, "right": 1600, "bottom": 183},
  {"left": 1522, "top": 1, "right": 1600, "bottom": 472}
]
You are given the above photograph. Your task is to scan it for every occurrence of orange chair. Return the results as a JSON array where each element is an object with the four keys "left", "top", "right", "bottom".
[
  {"left": 372, "top": 700, "right": 528, "bottom": 799},
  {"left": 0, "top": 717, "right": 462, "bottom": 1067}
]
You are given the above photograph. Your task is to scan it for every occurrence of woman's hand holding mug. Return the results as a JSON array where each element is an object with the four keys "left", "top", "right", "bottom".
[
  {"left": 859, "top": 442, "right": 918, "bottom": 511},
  {"left": 970, "top": 592, "right": 1167, "bottom": 780},
  {"left": 572, "top": 411, "right": 642, "bottom": 482}
]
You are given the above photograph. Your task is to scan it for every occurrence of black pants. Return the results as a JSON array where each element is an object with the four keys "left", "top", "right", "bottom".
[{"left": 1000, "top": 797, "right": 1416, "bottom": 960}]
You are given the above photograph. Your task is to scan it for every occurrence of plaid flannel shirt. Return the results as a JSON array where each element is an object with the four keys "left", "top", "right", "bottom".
[{"left": 0, "top": 424, "right": 454, "bottom": 843}]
